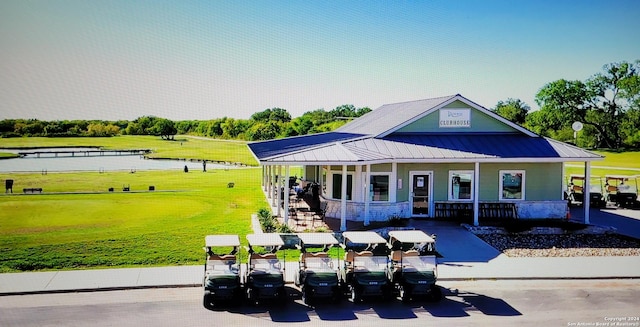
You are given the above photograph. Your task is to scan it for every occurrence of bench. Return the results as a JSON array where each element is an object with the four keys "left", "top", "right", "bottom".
[{"left": 23, "top": 188, "right": 42, "bottom": 194}]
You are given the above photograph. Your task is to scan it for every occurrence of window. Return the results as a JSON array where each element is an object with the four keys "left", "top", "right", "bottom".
[
  {"left": 449, "top": 171, "right": 473, "bottom": 201},
  {"left": 500, "top": 170, "right": 525, "bottom": 200},
  {"left": 332, "top": 174, "right": 353, "bottom": 200},
  {"left": 370, "top": 175, "right": 389, "bottom": 201}
]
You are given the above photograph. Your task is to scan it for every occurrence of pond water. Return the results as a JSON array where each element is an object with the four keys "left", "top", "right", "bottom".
[{"left": 0, "top": 148, "right": 245, "bottom": 172}]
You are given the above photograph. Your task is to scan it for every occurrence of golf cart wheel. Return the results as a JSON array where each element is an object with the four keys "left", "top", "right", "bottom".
[
  {"left": 203, "top": 291, "right": 213, "bottom": 309},
  {"left": 232, "top": 288, "right": 244, "bottom": 305},
  {"left": 277, "top": 286, "right": 288, "bottom": 305},
  {"left": 349, "top": 285, "right": 361, "bottom": 303},
  {"left": 399, "top": 285, "right": 411, "bottom": 303},
  {"left": 302, "top": 288, "right": 314, "bottom": 306},
  {"left": 332, "top": 288, "right": 343, "bottom": 302},
  {"left": 246, "top": 287, "right": 258, "bottom": 306},
  {"left": 429, "top": 285, "right": 442, "bottom": 302}
]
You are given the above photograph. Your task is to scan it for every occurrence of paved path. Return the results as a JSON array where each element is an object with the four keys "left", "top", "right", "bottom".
[{"left": 1, "top": 208, "right": 640, "bottom": 295}]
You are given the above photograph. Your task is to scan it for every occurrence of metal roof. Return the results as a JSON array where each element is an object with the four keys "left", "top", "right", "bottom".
[
  {"left": 248, "top": 95, "right": 604, "bottom": 165},
  {"left": 248, "top": 132, "right": 365, "bottom": 160},
  {"left": 262, "top": 133, "right": 602, "bottom": 164},
  {"left": 336, "top": 94, "right": 536, "bottom": 138},
  {"left": 335, "top": 95, "right": 457, "bottom": 136}
]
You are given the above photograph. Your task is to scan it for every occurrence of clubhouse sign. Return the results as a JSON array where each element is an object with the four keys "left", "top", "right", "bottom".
[{"left": 439, "top": 109, "right": 471, "bottom": 128}]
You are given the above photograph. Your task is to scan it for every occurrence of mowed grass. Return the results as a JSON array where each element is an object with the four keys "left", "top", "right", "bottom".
[
  {"left": 0, "top": 135, "right": 258, "bottom": 166},
  {"left": 566, "top": 150, "right": 640, "bottom": 179},
  {"left": 0, "top": 168, "right": 267, "bottom": 272}
]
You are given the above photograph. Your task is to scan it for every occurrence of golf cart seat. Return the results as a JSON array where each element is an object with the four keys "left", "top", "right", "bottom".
[
  {"left": 356, "top": 250, "right": 373, "bottom": 257},
  {"left": 390, "top": 250, "right": 403, "bottom": 263},
  {"left": 208, "top": 254, "right": 236, "bottom": 261},
  {"left": 571, "top": 185, "right": 583, "bottom": 192},
  {"left": 345, "top": 250, "right": 355, "bottom": 266},
  {"left": 404, "top": 250, "right": 419, "bottom": 257},
  {"left": 390, "top": 250, "right": 421, "bottom": 273},
  {"left": 300, "top": 252, "right": 328, "bottom": 266},
  {"left": 607, "top": 185, "right": 618, "bottom": 192},
  {"left": 251, "top": 253, "right": 277, "bottom": 260}
]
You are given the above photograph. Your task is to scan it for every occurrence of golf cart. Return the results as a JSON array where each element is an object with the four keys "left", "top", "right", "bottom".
[
  {"left": 202, "top": 235, "right": 243, "bottom": 308},
  {"left": 340, "top": 231, "right": 392, "bottom": 302},
  {"left": 566, "top": 175, "right": 606, "bottom": 208},
  {"left": 387, "top": 230, "right": 441, "bottom": 302},
  {"left": 245, "top": 233, "right": 288, "bottom": 305},
  {"left": 294, "top": 233, "right": 342, "bottom": 306},
  {"left": 605, "top": 175, "right": 639, "bottom": 208}
]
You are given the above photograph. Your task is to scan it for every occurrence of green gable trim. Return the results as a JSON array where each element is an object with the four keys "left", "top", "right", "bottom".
[{"left": 394, "top": 101, "right": 520, "bottom": 134}]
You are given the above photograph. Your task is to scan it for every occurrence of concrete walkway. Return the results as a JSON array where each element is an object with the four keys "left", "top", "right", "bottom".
[{"left": 1, "top": 208, "right": 640, "bottom": 295}]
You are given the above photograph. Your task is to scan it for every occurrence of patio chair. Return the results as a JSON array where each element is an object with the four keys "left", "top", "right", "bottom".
[{"left": 312, "top": 201, "right": 327, "bottom": 227}]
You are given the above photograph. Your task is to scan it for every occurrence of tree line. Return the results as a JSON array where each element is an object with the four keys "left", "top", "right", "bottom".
[
  {"left": 0, "top": 104, "right": 371, "bottom": 141},
  {"left": 491, "top": 60, "right": 639, "bottom": 150},
  {"left": 2, "top": 60, "right": 638, "bottom": 149}
]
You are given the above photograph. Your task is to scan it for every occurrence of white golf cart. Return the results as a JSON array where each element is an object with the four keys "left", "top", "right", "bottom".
[
  {"left": 245, "top": 233, "right": 288, "bottom": 305},
  {"left": 294, "top": 233, "right": 342, "bottom": 306},
  {"left": 387, "top": 230, "right": 441, "bottom": 302},
  {"left": 202, "top": 235, "right": 242, "bottom": 308},
  {"left": 340, "top": 231, "right": 392, "bottom": 302}
]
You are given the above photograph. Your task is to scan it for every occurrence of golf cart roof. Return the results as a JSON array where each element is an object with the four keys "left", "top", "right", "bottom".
[
  {"left": 246, "top": 233, "right": 284, "bottom": 247},
  {"left": 297, "top": 233, "right": 339, "bottom": 246},
  {"left": 342, "top": 231, "right": 386, "bottom": 245},
  {"left": 605, "top": 175, "right": 632, "bottom": 181},
  {"left": 569, "top": 175, "right": 601, "bottom": 181},
  {"left": 205, "top": 235, "right": 240, "bottom": 247},
  {"left": 388, "top": 230, "right": 435, "bottom": 244}
]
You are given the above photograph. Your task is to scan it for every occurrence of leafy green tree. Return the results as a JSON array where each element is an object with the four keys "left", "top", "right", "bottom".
[
  {"left": 150, "top": 118, "right": 177, "bottom": 140},
  {"left": 86, "top": 123, "right": 119, "bottom": 137},
  {"left": 492, "top": 98, "right": 529, "bottom": 124},
  {"left": 221, "top": 118, "right": 249, "bottom": 139},
  {"left": 620, "top": 108, "right": 640, "bottom": 148},
  {"left": 535, "top": 61, "right": 640, "bottom": 149},
  {"left": 246, "top": 121, "right": 282, "bottom": 140},
  {"left": 251, "top": 108, "right": 291, "bottom": 123}
]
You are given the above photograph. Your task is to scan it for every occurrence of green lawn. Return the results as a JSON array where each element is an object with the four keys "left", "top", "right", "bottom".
[
  {"left": 0, "top": 135, "right": 258, "bottom": 166},
  {"left": 566, "top": 150, "right": 640, "bottom": 179},
  {"left": 0, "top": 168, "right": 267, "bottom": 272},
  {"left": 0, "top": 152, "right": 19, "bottom": 159}
]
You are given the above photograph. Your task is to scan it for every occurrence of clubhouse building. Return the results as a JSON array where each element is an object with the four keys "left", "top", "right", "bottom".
[{"left": 248, "top": 94, "right": 603, "bottom": 231}]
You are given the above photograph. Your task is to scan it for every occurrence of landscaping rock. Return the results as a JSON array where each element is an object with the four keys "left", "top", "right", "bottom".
[{"left": 466, "top": 224, "right": 640, "bottom": 257}]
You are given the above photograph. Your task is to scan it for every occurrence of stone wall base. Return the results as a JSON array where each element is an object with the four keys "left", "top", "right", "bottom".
[
  {"left": 323, "top": 199, "right": 568, "bottom": 221},
  {"left": 515, "top": 201, "right": 567, "bottom": 219}
]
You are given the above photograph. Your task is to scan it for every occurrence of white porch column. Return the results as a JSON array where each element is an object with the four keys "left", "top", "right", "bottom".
[
  {"left": 364, "top": 164, "right": 371, "bottom": 226},
  {"left": 473, "top": 162, "right": 480, "bottom": 226},
  {"left": 262, "top": 166, "right": 266, "bottom": 192},
  {"left": 584, "top": 161, "right": 591, "bottom": 224},
  {"left": 284, "top": 165, "right": 290, "bottom": 225},
  {"left": 341, "top": 165, "right": 348, "bottom": 231},
  {"left": 391, "top": 162, "right": 398, "bottom": 202},
  {"left": 270, "top": 166, "right": 276, "bottom": 205},
  {"left": 268, "top": 166, "right": 273, "bottom": 198},
  {"left": 319, "top": 166, "right": 325, "bottom": 195},
  {"left": 276, "top": 165, "right": 282, "bottom": 217},
  {"left": 355, "top": 165, "right": 363, "bottom": 201}
]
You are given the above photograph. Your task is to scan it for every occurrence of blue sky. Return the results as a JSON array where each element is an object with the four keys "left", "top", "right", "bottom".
[{"left": 1, "top": 0, "right": 638, "bottom": 120}]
